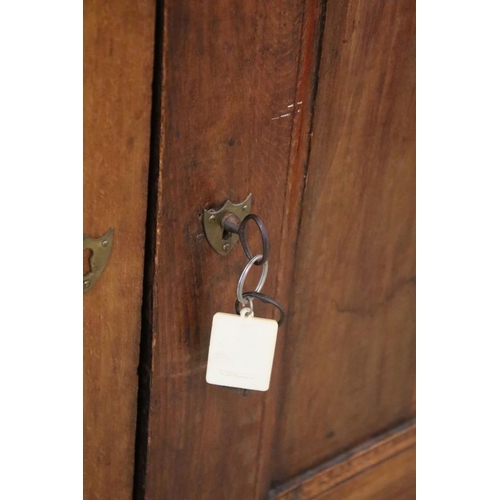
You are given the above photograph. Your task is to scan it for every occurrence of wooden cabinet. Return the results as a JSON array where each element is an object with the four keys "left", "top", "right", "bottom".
[{"left": 84, "top": 0, "right": 415, "bottom": 499}]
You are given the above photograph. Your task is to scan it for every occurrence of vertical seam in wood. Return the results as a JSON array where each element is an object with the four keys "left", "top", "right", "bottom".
[
  {"left": 252, "top": 2, "right": 309, "bottom": 494},
  {"left": 293, "top": 0, "right": 328, "bottom": 248},
  {"left": 132, "top": 0, "right": 165, "bottom": 498},
  {"left": 268, "top": 0, "right": 328, "bottom": 491},
  {"left": 255, "top": 1, "right": 329, "bottom": 498}
]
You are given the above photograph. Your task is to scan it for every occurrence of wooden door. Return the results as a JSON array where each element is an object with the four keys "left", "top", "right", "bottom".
[
  {"left": 83, "top": 1, "right": 156, "bottom": 499},
  {"left": 83, "top": 0, "right": 415, "bottom": 499}
]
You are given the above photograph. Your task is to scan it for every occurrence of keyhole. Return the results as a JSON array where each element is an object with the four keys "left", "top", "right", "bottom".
[{"left": 84, "top": 249, "right": 92, "bottom": 275}]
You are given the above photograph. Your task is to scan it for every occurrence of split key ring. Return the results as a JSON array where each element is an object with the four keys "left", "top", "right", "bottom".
[{"left": 236, "top": 254, "right": 269, "bottom": 312}]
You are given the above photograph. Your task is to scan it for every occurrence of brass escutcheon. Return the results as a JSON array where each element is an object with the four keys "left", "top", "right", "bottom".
[
  {"left": 83, "top": 228, "right": 114, "bottom": 293},
  {"left": 202, "top": 194, "right": 252, "bottom": 256}
]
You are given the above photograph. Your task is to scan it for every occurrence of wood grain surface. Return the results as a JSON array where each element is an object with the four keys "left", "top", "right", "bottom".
[
  {"left": 268, "top": 420, "right": 415, "bottom": 500},
  {"left": 252, "top": 1, "right": 326, "bottom": 498},
  {"left": 315, "top": 447, "right": 416, "bottom": 500},
  {"left": 136, "top": 1, "right": 323, "bottom": 499},
  {"left": 83, "top": 1, "right": 156, "bottom": 498},
  {"left": 273, "top": 0, "right": 416, "bottom": 483}
]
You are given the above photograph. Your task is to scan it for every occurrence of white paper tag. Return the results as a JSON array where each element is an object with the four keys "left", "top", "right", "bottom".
[{"left": 206, "top": 311, "right": 278, "bottom": 391}]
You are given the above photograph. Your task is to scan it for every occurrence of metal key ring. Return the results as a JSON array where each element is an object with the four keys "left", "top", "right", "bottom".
[
  {"left": 238, "top": 214, "right": 270, "bottom": 266},
  {"left": 237, "top": 254, "right": 268, "bottom": 306},
  {"left": 235, "top": 291, "right": 286, "bottom": 326}
]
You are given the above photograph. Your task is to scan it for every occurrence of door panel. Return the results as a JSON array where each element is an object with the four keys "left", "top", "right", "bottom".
[
  {"left": 134, "top": 0, "right": 415, "bottom": 498},
  {"left": 273, "top": 0, "right": 416, "bottom": 482},
  {"left": 83, "top": 1, "right": 156, "bottom": 498},
  {"left": 135, "top": 1, "right": 324, "bottom": 499}
]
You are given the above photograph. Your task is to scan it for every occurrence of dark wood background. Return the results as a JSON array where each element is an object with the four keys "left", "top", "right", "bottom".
[{"left": 84, "top": 0, "right": 415, "bottom": 499}]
